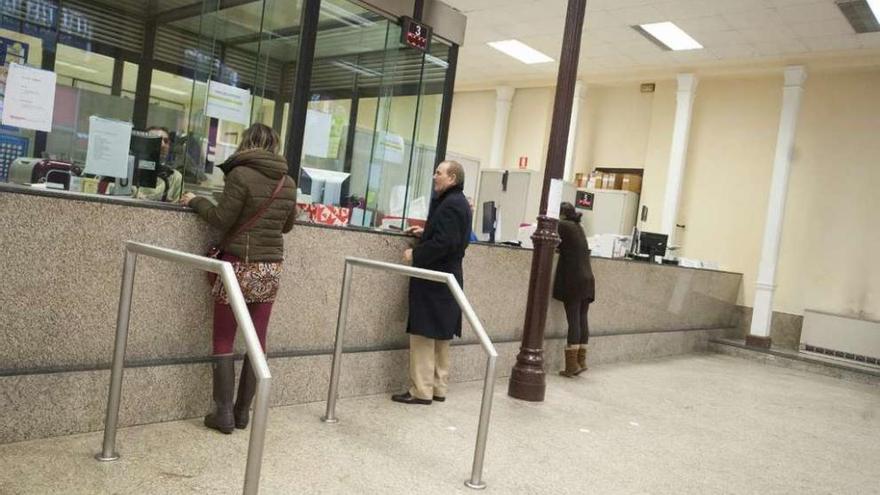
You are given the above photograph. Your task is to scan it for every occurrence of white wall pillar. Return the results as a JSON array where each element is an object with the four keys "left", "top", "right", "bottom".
[
  {"left": 563, "top": 80, "right": 585, "bottom": 182},
  {"left": 661, "top": 74, "right": 698, "bottom": 245},
  {"left": 488, "top": 86, "right": 515, "bottom": 169},
  {"left": 748, "top": 66, "right": 807, "bottom": 344}
]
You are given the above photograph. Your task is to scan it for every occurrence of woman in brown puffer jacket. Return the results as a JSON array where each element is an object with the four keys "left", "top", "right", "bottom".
[{"left": 181, "top": 123, "right": 297, "bottom": 434}]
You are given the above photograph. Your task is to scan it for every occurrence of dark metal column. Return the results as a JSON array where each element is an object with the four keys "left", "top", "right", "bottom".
[
  {"left": 434, "top": 43, "right": 457, "bottom": 165},
  {"left": 342, "top": 84, "right": 359, "bottom": 174},
  {"left": 132, "top": 18, "right": 158, "bottom": 129},
  {"left": 272, "top": 62, "right": 293, "bottom": 132},
  {"left": 33, "top": 0, "right": 62, "bottom": 157},
  {"left": 508, "top": 0, "right": 587, "bottom": 402},
  {"left": 111, "top": 57, "right": 125, "bottom": 96},
  {"left": 284, "top": 0, "right": 321, "bottom": 179}
]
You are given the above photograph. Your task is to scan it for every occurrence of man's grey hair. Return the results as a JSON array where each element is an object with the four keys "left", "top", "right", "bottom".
[{"left": 441, "top": 160, "right": 465, "bottom": 186}]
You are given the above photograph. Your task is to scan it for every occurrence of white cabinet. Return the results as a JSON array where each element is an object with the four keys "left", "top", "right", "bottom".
[
  {"left": 579, "top": 188, "right": 639, "bottom": 236},
  {"left": 476, "top": 169, "right": 577, "bottom": 242}
]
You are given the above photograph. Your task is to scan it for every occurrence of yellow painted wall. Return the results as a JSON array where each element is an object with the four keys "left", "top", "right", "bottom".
[
  {"left": 676, "top": 76, "right": 782, "bottom": 306},
  {"left": 447, "top": 89, "right": 495, "bottom": 166},
  {"left": 774, "top": 69, "right": 880, "bottom": 319},
  {"left": 446, "top": 68, "right": 878, "bottom": 320}
]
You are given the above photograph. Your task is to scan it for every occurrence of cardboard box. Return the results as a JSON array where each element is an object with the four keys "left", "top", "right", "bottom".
[
  {"left": 601, "top": 173, "right": 623, "bottom": 190},
  {"left": 621, "top": 174, "right": 642, "bottom": 193}
]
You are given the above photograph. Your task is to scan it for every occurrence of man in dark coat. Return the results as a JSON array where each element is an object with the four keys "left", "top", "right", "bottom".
[{"left": 392, "top": 160, "right": 472, "bottom": 405}]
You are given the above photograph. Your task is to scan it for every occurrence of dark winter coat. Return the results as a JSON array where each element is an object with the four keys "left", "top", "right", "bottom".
[
  {"left": 552, "top": 218, "right": 596, "bottom": 303},
  {"left": 190, "top": 149, "right": 298, "bottom": 262},
  {"left": 407, "top": 183, "right": 472, "bottom": 340}
]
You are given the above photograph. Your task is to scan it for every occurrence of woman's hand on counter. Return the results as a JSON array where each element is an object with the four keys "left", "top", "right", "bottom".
[{"left": 179, "top": 192, "right": 196, "bottom": 206}]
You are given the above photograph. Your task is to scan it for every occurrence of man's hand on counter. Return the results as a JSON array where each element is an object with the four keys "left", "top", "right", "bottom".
[
  {"left": 405, "top": 226, "right": 423, "bottom": 238},
  {"left": 180, "top": 192, "right": 196, "bottom": 206}
]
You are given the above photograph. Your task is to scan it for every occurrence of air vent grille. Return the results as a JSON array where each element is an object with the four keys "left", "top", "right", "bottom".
[{"left": 836, "top": 0, "right": 880, "bottom": 33}]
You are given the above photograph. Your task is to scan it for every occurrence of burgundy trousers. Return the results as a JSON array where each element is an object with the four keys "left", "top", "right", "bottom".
[{"left": 212, "top": 301, "right": 273, "bottom": 355}]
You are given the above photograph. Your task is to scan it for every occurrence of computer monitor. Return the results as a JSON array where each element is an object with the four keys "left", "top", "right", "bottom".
[
  {"left": 481, "top": 201, "right": 497, "bottom": 243},
  {"left": 300, "top": 167, "right": 350, "bottom": 205},
  {"left": 638, "top": 231, "right": 668, "bottom": 259},
  {"left": 129, "top": 131, "right": 162, "bottom": 189}
]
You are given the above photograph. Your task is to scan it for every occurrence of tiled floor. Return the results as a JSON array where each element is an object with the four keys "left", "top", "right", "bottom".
[{"left": 1, "top": 353, "right": 878, "bottom": 494}]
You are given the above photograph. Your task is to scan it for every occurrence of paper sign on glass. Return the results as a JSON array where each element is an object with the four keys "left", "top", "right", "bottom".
[
  {"left": 304, "top": 109, "right": 332, "bottom": 158},
  {"left": 206, "top": 81, "right": 252, "bottom": 125},
  {"left": 547, "top": 179, "right": 563, "bottom": 219},
  {"left": 1, "top": 63, "right": 56, "bottom": 132},
  {"left": 84, "top": 116, "right": 133, "bottom": 178}
]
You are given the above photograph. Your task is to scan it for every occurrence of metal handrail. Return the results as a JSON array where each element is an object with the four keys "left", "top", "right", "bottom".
[
  {"left": 95, "top": 241, "right": 272, "bottom": 495},
  {"left": 321, "top": 256, "right": 498, "bottom": 490}
]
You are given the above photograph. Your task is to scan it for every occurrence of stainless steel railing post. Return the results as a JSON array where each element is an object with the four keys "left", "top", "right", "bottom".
[
  {"left": 221, "top": 263, "right": 272, "bottom": 495},
  {"left": 322, "top": 262, "right": 354, "bottom": 423},
  {"left": 322, "top": 257, "right": 498, "bottom": 489},
  {"left": 96, "top": 249, "right": 138, "bottom": 462},
  {"left": 95, "top": 242, "right": 273, "bottom": 495}
]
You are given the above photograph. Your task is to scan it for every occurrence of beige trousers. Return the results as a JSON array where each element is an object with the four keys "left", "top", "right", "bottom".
[{"left": 408, "top": 334, "right": 451, "bottom": 400}]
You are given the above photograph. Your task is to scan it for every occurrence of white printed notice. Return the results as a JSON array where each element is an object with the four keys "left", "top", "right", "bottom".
[
  {"left": 304, "top": 109, "right": 332, "bottom": 158},
  {"left": 206, "top": 81, "right": 252, "bottom": 125},
  {"left": 1, "top": 63, "right": 56, "bottom": 132},
  {"left": 84, "top": 116, "right": 133, "bottom": 178},
  {"left": 546, "top": 178, "right": 563, "bottom": 219}
]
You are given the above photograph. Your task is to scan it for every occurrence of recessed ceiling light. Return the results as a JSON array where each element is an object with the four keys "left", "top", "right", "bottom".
[
  {"left": 635, "top": 22, "right": 703, "bottom": 51},
  {"left": 487, "top": 40, "right": 554, "bottom": 64}
]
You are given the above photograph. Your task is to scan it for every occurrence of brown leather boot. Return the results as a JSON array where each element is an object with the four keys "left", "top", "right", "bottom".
[
  {"left": 574, "top": 347, "right": 588, "bottom": 375},
  {"left": 233, "top": 357, "right": 256, "bottom": 429},
  {"left": 204, "top": 355, "right": 235, "bottom": 434},
  {"left": 559, "top": 348, "right": 579, "bottom": 377}
]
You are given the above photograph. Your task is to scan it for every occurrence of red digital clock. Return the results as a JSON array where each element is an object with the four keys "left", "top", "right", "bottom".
[{"left": 401, "top": 16, "right": 432, "bottom": 52}]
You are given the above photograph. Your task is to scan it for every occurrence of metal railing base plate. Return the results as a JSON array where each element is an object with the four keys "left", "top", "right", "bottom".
[
  {"left": 465, "top": 480, "right": 487, "bottom": 490},
  {"left": 95, "top": 453, "right": 120, "bottom": 462}
]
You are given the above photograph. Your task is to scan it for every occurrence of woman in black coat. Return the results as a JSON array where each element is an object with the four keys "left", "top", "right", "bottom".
[{"left": 552, "top": 202, "right": 596, "bottom": 377}]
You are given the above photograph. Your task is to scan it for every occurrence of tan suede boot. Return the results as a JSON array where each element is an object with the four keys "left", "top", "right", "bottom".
[
  {"left": 559, "top": 348, "right": 579, "bottom": 377},
  {"left": 574, "top": 347, "right": 588, "bottom": 375}
]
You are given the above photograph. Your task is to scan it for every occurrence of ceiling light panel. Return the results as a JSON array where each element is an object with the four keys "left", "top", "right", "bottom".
[
  {"left": 635, "top": 22, "right": 704, "bottom": 51},
  {"left": 487, "top": 40, "right": 554, "bottom": 64}
]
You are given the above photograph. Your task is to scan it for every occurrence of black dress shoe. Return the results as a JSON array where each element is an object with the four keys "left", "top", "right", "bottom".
[
  {"left": 391, "top": 392, "right": 432, "bottom": 405},
  {"left": 432, "top": 395, "right": 446, "bottom": 402}
]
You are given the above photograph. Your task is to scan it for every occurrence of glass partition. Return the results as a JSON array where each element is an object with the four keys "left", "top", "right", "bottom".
[
  {"left": 0, "top": 0, "right": 299, "bottom": 204},
  {"left": 0, "top": 0, "right": 454, "bottom": 218},
  {"left": 299, "top": 0, "right": 450, "bottom": 230}
]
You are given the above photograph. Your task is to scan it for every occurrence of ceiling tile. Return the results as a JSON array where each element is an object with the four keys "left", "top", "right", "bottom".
[
  {"left": 694, "top": 29, "right": 747, "bottom": 47},
  {"left": 655, "top": 0, "right": 722, "bottom": 20},
  {"left": 709, "top": 44, "right": 759, "bottom": 59},
  {"left": 591, "top": 26, "right": 643, "bottom": 44},
  {"left": 606, "top": 4, "right": 665, "bottom": 25},
  {"left": 722, "top": 9, "right": 786, "bottom": 30},
  {"left": 788, "top": 18, "right": 855, "bottom": 37},
  {"left": 859, "top": 32, "right": 880, "bottom": 48},
  {"left": 801, "top": 34, "right": 864, "bottom": 51},
  {"left": 776, "top": 1, "right": 845, "bottom": 23},
  {"left": 675, "top": 16, "right": 735, "bottom": 34}
]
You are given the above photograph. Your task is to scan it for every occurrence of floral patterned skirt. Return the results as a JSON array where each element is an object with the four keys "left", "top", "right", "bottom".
[{"left": 212, "top": 253, "right": 283, "bottom": 305}]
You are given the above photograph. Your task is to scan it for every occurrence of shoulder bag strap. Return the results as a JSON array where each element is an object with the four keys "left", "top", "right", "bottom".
[{"left": 219, "top": 175, "right": 287, "bottom": 250}]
